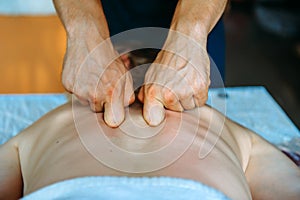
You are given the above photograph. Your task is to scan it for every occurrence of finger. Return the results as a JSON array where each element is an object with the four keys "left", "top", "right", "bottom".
[
  {"left": 162, "top": 89, "right": 184, "bottom": 112},
  {"left": 138, "top": 86, "right": 145, "bottom": 103},
  {"left": 143, "top": 97, "right": 165, "bottom": 126},
  {"left": 143, "top": 86, "right": 165, "bottom": 126},
  {"left": 84, "top": 86, "right": 105, "bottom": 112},
  {"left": 103, "top": 80, "right": 125, "bottom": 127},
  {"left": 128, "top": 93, "right": 135, "bottom": 105},
  {"left": 89, "top": 98, "right": 104, "bottom": 112},
  {"left": 74, "top": 94, "right": 89, "bottom": 106},
  {"left": 124, "top": 73, "right": 135, "bottom": 106},
  {"left": 104, "top": 97, "right": 125, "bottom": 127},
  {"left": 180, "top": 95, "right": 195, "bottom": 110},
  {"left": 194, "top": 91, "right": 208, "bottom": 107},
  {"left": 120, "top": 53, "right": 131, "bottom": 69},
  {"left": 164, "top": 100, "right": 183, "bottom": 112}
]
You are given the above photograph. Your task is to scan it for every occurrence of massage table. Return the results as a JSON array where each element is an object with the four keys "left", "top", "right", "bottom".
[
  {"left": 0, "top": 86, "right": 299, "bottom": 162},
  {"left": 1, "top": 87, "right": 299, "bottom": 199}
]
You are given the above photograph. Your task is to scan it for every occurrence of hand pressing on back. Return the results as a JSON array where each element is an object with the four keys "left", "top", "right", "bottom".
[
  {"left": 62, "top": 36, "right": 135, "bottom": 127},
  {"left": 138, "top": 33, "right": 210, "bottom": 126}
]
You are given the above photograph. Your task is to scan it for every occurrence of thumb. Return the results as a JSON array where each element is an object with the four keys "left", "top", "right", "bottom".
[
  {"left": 104, "top": 96, "right": 125, "bottom": 128},
  {"left": 143, "top": 96, "right": 165, "bottom": 126},
  {"left": 124, "top": 72, "right": 135, "bottom": 106},
  {"left": 138, "top": 86, "right": 144, "bottom": 103}
]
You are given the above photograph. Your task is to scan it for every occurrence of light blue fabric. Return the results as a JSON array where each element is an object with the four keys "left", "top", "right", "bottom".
[
  {"left": 0, "top": 94, "right": 67, "bottom": 144},
  {"left": 0, "top": 0, "right": 56, "bottom": 15},
  {"left": 207, "top": 86, "right": 299, "bottom": 145},
  {"left": 0, "top": 87, "right": 299, "bottom": 151},
  {"left": 22, "top": 176, "right": 230, "bottom": 200}
]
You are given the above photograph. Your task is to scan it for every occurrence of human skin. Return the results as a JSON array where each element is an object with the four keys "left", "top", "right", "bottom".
[
  {"left": 53, "top": 0, "right": 135, "bottom": 127},
  {"left": 0, "top": 102, "right": 299, "bottom": 199},
  {"left": 138, "top": 0, "right": 227, "bottom": 126},
  {"left": 53, "top": 0, "right": 227, "bottom": 127}
]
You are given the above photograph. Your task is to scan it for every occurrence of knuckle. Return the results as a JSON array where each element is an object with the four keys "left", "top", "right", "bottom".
[
  {"left": 194, "top": 93, "right": 208, "bottom": 107},
  {"left": 185, "top": 105, "right": 195, "bottom": 110},
  {"left": 180, "top": 89, "right": 192, "bottom": 99},
  {"left": 61, "top": 74, "right": 74, "bottom": 92},
  {"left": 106, "top": 87, "right": 114, "bottom": 98},
  {"left": 145, "top": 85, "right": 159, "bottom": 99},
  {"left": 89, "top": 96, "right": 99, "bottom": 105},
  {"left": 163, "top": 90, "right": 177, "bottom": 105},
  {"left": 193, "top": 82, "right": 205, "bottom": 92},
  {"left": 193, "top": 81, "right": 209, "bottom": 95},
  {"left": 87, "top": 91, "right": 101, "bottom": 105}
]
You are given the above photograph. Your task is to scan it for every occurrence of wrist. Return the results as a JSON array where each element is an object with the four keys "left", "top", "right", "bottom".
[
  {"left": 169, "top": 0, "right": 227, "bottom": 44},
  {"left": 67, "top": 15, "right": 109, "bottom": 40},
  {"left": 170, "top": 17, "right": 208, "bottom": 45}
]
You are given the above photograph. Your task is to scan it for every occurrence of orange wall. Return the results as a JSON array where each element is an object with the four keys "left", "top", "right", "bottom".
[{"left": 0, "top": 15, "right": 66, "bottom": 93}]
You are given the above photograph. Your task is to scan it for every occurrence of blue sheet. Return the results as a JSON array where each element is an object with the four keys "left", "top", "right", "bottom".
[
  {"left": 0, "top": 87, "right": 299, "bottom": 153},
  {"left": 0, "top": 94, "right": 67, "bottom": 144},
  {"left": 207, "top": 87, "right": 299, "bottom": 145}
]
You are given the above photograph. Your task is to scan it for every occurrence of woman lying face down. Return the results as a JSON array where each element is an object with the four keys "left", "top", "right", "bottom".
[{"left": 0, "top": 101, "right": 299, "bottom": 199}]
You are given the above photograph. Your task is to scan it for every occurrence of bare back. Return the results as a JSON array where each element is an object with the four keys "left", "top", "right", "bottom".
[
  {"left": 12, "top": 102, "right": 251, "bottom": 199},
  {"left": 1, "top": 102, "right": 299, "bottom": 200}
]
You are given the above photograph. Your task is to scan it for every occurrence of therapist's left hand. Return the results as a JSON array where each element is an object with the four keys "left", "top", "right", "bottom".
[{"left": 138, "top": 37, "right": 210, "bottom": 126}]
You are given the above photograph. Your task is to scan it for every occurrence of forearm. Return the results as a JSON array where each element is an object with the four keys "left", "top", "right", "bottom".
[
  {"left": 53, "top": 0, "right": 110, "bottom": 41},
  {"left": 170, "top": 0, "right": 227, "bottom": 44}
]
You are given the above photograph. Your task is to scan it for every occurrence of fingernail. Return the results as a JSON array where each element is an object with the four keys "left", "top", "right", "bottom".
[
  {"left": 105, "top": 111, "right": 124, "bottom": 128},
  {"left": 148, "top": 105, "right": 164, "bottom": 126}
]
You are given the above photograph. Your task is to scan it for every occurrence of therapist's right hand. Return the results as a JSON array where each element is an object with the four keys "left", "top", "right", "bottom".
[{"left": 62, "top": 35, "right": 135, "bottom": 127}]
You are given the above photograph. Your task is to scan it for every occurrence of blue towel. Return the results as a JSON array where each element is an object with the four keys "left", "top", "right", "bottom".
[{"left": 22, "top": 176, "right": 230, "bottom": 200}]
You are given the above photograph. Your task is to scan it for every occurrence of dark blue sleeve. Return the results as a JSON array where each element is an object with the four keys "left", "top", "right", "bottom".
[
  {"left": 101, "top": 0, "right": 225, "bottom": 79},
  {"left": 207, "top": 18, "right": 225, "bottom": 80}
]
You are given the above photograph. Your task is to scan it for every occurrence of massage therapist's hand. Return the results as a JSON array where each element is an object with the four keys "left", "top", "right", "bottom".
[
  {"left": 54, "top": 0, "right": 135, "bottom": 127},
  {"left": 138, "top": 36, "right": 210, "bottom": 126},
  {"left": 137, "top": 0, "right": 228, "bottom": 126},
  {"left": 62, "top": 35, "right": 135, "bottom": 127}
]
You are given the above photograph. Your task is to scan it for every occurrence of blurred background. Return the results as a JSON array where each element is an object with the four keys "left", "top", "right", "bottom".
[
  {"left": 0, "top": 0, "right": 299, "bottom": 127},
  {"left": 224, "top": 0, "right": 300, "bottom": 128}
]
